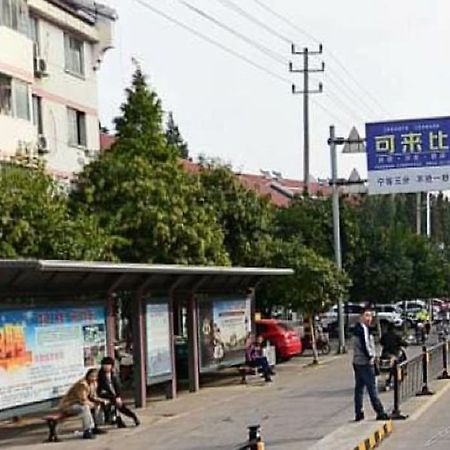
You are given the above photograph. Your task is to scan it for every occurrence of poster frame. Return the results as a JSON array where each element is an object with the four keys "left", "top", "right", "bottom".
[
  {"left": 0, "top": 301, "right": 106, "bottom": 418},
  {"left": 197, "top": 295, "right": 252, "bottom": 374},
  {"left": 145, "top": 298, "right": 174, "bottom": 386}
]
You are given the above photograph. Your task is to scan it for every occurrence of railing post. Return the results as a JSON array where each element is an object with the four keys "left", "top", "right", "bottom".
[
  {"left": 439, "top": 339, "right": 450, "bottom": 379},
  {"left": 391, "top": 360, "right": 408, "bottom": 420},
  {"left": 417, "top": 345, "right": 434, "bottom": 396}
]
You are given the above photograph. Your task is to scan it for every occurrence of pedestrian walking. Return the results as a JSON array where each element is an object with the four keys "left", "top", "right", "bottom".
[{"left": 353, "top": 307, "right": 389, "bottom": 421}]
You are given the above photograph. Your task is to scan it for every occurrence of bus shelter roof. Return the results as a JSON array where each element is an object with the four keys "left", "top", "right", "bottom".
[{"left": 0, "top": 260, "right": 293, "bottom": 298}]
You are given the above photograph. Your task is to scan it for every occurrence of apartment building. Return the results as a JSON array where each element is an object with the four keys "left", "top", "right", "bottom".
[{"left": 0, "top": 0, "right": 115, "bottom": 177}]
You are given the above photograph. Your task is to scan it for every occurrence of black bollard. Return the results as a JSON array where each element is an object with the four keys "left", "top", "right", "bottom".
[
  {"left": 417, "top": 346, "right": 434, "bottom": 396},
  {"left": 391, "top": 360, "right": 408, "bottom": 420},
  {"left": 439, "top": 339, "right": 450, "bottom": 379},
  {"left": 247, "top": 425, "right": 264, "bottom": 450}
]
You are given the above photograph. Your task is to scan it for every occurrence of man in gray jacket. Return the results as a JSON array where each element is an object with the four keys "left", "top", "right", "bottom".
[{"left": 353, "top": 307, "right": 389, "bottom": 421}]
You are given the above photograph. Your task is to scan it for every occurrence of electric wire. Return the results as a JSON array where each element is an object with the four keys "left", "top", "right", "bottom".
[
  {"left": 133, "top": 0, "right": 292, "bottom": 85},
  {"left": 251, "top": 0, "right": 389, "bottom": 116}
]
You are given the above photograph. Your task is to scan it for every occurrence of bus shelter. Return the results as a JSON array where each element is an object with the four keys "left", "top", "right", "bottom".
[{"left": 0, "top": 260, "right": 292, "bottom": 419}]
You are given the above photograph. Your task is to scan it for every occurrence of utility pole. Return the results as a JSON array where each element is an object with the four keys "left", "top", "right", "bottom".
[
  {"left": 290, "top": 44, "right": 324, "bottom": 194},
  {"left": 426, "top": 192, "right": 431, "bottom": 238},
  {"left": 328, "top": 125, "right": 346, "bottom": 354}
]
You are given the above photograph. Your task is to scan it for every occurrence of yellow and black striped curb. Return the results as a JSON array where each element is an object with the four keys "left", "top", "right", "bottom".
[{"left": 354, "top": 420, "right": 393, "bottom": 450}]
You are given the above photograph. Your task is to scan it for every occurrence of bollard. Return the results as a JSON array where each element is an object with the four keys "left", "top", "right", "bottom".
[
  {"left": 438, "top": 339, "right": 450, "bottom": 379},
  {"left": 391, "top": 360, "right": 408, "bottom": 420},
  {"left": 417, "top": 346, "right": 434, "bottom": 396},
  {"left": 248, "top": 425, "right": 264, "bottom": 450}
]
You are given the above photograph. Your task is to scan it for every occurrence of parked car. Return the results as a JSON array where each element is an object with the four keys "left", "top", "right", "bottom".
[
  {"left": 255, "top": 319, "right": 302, "bottom": 361},
  {"left": 374, "top": 304, "right": 403, "bottom": 328},
  {"left": 321, "top": 303, "right": 364, "bottom": 334}
]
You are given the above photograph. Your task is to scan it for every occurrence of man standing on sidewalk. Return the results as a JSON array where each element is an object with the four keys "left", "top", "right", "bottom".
[{"left": 353, "top": 307, "right": 389, "bottom": 422}]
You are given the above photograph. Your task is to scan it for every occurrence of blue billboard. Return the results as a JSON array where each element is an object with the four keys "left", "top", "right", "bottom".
[{"left": 366, "top": 116, "right": 450, "bottom": 194}]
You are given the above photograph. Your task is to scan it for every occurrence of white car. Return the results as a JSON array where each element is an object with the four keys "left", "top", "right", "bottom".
[{"left": 374, "top": 304, "right": 403, "bottom": 328}]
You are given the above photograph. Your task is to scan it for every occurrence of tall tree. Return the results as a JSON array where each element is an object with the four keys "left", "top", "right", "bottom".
[
  {"left": 198, "top": 159, "right": 274, "bottom": 266},
  {"left": 165, "top": 112, "right": 189, "bottom": 159},
  {"left": 0, "top": 165, "right": 116, "bottom": 260},
  {"left": 72, "top": 68, "right": 229, "bottom": 265}
]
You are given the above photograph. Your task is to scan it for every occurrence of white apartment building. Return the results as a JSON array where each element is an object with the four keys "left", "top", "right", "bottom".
[{"left": 0, "top": 0, "right": 115, "bottom": 177}]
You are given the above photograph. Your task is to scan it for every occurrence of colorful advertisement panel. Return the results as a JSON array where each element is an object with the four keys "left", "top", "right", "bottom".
[
  {"left": 0, "top": 306, "right": 106, "bottom": 411},
  {"left": 198, "top": 297, "right": 252, "bottom": 371},
  {"left": 145, "top": 302, "right": 172, "bottom": 384},
  {"left": 366, "top": 117, "right": 450, "bottom": 194}
]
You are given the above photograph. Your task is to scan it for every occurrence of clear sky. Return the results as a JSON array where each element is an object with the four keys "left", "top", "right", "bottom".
[{"left": 97, "top": 0, "right": 450, "bottom": 181}]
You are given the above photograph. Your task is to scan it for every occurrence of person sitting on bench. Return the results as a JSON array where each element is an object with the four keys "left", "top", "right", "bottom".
[
  {"left": 97, "top": 356, "right": 140, "bottom": 428},
  {"left": 59, "top": 368, "right": 107, "bottom": 440},
  {"left": 245, "top": 335, "right": 273, "bottom": 382}
]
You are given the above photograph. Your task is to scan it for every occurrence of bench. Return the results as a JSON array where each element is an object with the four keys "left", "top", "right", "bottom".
[
  {"left": 42, "top": 411, "right": 76, "bottom": 442},
  {"left": 238, "top": 365, "right": 260, "bottom": 384}
]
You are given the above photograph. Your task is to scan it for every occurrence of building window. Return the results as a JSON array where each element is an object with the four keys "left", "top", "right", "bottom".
[
  {"left": 29, "top": 15, "right": 39, "bottom": 55},
  {"left": 0, "top": 0, "right": 29, "bottom": 35},
  {"left": 0, "top": 73, "right": 12, "bottom": 116},
  {"left": 14, "top": 79, "right": 30, "bottom": 120},
  {"left": 32, "top": 94, "right": 43, "bottom": 134},
  {"left": 67, "top": 107, "right": 86, "bottom": 147},
  {"left": 0, "top": 74, "right": 30, "bottom": 120},
  {"left": 64, "top": 34, "right": 84, "bottom": 76}
]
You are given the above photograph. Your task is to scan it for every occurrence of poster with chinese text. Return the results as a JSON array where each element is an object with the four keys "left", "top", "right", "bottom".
[
  {"left": 366, "top": 117, "right": 450, "bottom": 194},
  {"left": 0, "top": 306, "right": 106, "bottom": 411}
]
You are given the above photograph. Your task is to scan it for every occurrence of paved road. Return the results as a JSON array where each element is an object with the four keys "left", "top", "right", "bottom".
[
  {"left": 381, "top": 384, "right": 450, "bottom": 450},
  {"left": 2, "top": 353, "right": 361, "bottom": 450}
]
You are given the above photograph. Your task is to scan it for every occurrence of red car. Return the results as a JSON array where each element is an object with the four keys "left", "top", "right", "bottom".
[{"left": 255, "top": 319, "right": 302, "bottom": 361}]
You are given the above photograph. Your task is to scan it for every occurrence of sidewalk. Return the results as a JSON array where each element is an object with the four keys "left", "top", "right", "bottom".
[{"left": 1, "top": 350, "right": 390, "bottom": 450}]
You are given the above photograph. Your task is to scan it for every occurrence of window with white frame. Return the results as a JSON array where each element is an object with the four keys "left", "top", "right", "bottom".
[
  {"left": 0, "top": 73, "right": 30, "bottom": 120},
  {"left": 0, "top": 0, "right": 29, "bottom": 35},
  {"left": 64, "top": 33, "right": 84, "bottom": 76},
  {"left": 67, "top": 107, "right": 87, "bottom": 147}
]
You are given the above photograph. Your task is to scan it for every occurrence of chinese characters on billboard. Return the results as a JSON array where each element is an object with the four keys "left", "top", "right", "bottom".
[
  {"left": 145, "top": 302, "right": 172, "bottom": 384},
  {"left": 366, "top": 117, "right": 450, "bottom": 194},
  {"left": 0, "top": 306, "right": 106, "bottom": 411},
  {"left": 198, "top": 297, "right": 252, "bottom": 372}
]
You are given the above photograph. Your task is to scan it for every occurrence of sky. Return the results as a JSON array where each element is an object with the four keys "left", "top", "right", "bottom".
[{"left": 97, "top": 0, "right": 450, "bottom": 181}]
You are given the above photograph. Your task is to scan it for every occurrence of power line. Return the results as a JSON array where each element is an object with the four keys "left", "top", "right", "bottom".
[
  {"left": 215, "top": 0, "right": 292, "bottom": 44},
  {"left": 133, "top": 0, "right": 292, "bottom": 85},
  {"left": 251, "top": 0, "right": 389, "bottom": 116},
  {"left": 179, "top": 0, "right": 286, "bottom": 65},
  {"left": 311, "top": 98, "right": 348, "bottom": 129}
]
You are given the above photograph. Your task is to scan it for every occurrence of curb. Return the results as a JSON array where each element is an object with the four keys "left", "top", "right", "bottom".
[{"left": 354, "top": 420, "right": 393, "bottom": 450}]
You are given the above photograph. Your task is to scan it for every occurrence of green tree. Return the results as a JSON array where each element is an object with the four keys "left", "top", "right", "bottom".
[
  {"left": 263, "top": 240, "right": 350, "bottom": 362},
  {"left": 198, "top": 159, "right": 274, "bottom": 266},
  {"left": 0, "top": 165, "right": 116, "bottom": 260},
  {"left": 72, "top": 69, "right": 229, "bottom": 265},
  {"left": 165, "top": 112, "right": 189, "bottom": 159}
]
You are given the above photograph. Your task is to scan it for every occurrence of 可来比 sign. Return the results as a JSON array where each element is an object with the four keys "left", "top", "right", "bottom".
[{"left": 366, "top": 116, "right": 450, "bottom": 195}]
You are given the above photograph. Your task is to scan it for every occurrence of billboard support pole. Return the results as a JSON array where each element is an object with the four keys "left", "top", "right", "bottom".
[
  {"left": 426, "top": 192, "right": 431, "bottom": 238},
  {"left": 329, "top": 125, "right": 346, "bottom": 354}
]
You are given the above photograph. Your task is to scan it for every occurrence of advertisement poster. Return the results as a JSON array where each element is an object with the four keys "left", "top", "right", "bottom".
[
  {"left": 146, "top": 302, "right": 172, "bottom": 383},
  {"left": 366, "top": 116, "right": 450, "bottom": 194},
  {"left": 198, "top": 298, "right": 251, "bottom": 371},
  {"left": 0, "top": 306, "right": 106, "bottom": 411}
]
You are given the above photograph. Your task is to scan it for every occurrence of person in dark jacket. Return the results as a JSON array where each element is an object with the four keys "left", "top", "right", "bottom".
[
  {"left": 245, "top": 335, "right": 273, "bottom": 382},
  {"left": 97, "top": 356, "right": 140, "bottom": 428},
  {"left": 353, "top": 307, "right": 389, "bottom": 422}
]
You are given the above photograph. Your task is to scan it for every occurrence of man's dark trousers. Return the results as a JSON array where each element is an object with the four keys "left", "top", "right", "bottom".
[{"left": 353, "top": 363, "right": 384, "bottom": 416}]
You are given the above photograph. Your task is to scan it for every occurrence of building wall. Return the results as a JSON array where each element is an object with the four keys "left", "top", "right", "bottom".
[{"left": 0, "top": 0, "right": 114, "bottom": 174}]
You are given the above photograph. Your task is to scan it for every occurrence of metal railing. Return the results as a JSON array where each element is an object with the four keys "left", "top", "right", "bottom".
[{"left": 392, "top": 340, "right": 450, "bottom": 419}]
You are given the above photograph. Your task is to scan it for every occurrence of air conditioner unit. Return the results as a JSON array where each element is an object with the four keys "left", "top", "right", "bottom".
[
  {"left": 34, "top": 56, "right": 48, "bottom": 78},
  {"left": 37, "top": 135, "right": 49, "bottom": 154}
]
